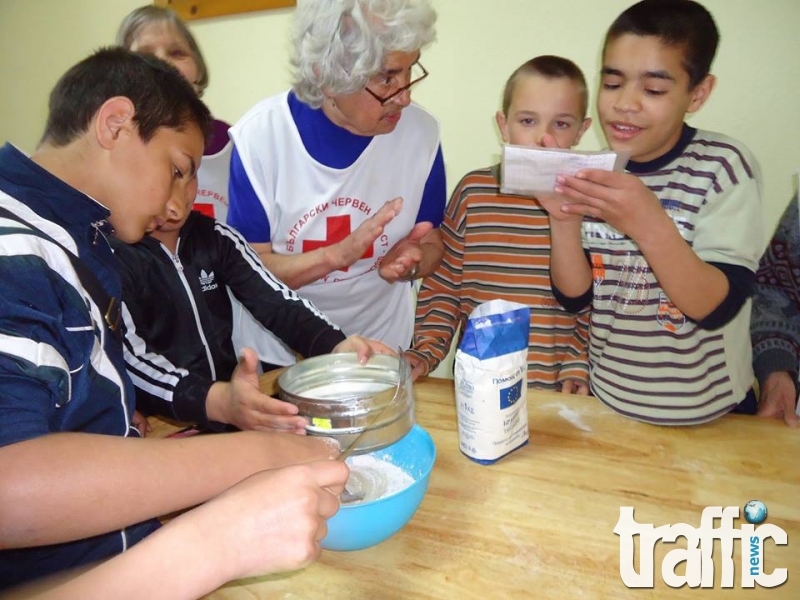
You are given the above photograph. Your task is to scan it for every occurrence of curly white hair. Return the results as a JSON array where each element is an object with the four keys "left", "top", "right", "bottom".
[{"left": 291, "top": 0, "right": 436, "bottom": 108}]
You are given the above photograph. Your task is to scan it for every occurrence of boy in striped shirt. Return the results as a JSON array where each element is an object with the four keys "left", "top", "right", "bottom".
[
  {"left": 409, "top": 55, "right": 592, "bottom": 393},
  {"left": 541, "top": 0, "right": 764, "bottom": 424}
]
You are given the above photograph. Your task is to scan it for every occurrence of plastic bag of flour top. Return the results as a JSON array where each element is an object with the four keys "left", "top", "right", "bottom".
[{"left": 455, "top": 299, "right": 530, "bottom": 464}]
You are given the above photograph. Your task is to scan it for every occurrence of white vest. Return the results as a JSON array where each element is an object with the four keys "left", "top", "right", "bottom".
[
  {"left": 195, "top": 141, "right": 232, "bottom": 222},
  {"left": 230, "top": 92, "right": 440, "bottom": 364}
]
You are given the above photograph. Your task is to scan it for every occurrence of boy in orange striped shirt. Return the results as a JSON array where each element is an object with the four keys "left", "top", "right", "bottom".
[{"left": 408, "top": 56, "right": 592, "bottom": 392}]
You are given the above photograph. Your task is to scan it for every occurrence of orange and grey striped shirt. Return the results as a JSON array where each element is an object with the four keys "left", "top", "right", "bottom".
[{"left": 411, "top": 165, "right": 589, "bottom": 389}]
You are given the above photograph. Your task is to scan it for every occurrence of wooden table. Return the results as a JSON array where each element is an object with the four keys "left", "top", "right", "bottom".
[{"left": 152, "top": 376, "right": 800, "bottom": 599}]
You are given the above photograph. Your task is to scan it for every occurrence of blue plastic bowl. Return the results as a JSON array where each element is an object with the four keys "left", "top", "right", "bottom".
[{"left": 323, "top": 424, "right": 436, "bottom": 551}]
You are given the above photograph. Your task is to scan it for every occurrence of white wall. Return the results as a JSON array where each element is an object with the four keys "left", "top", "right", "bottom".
[{"left": 1, "top": 0, "right": 798, "bottom": 227}]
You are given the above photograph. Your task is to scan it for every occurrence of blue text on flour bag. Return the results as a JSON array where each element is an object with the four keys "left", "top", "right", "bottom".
[{"left": 454, "top": 299, "right": 530, "bottom": 464}]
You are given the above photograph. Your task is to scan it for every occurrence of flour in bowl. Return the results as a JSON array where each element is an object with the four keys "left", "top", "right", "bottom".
[{"left": 345, "top": 454, "right": 414, "bottom": 504}]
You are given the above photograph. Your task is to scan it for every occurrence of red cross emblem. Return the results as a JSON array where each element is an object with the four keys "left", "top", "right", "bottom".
[
  {"left": 302, "top": 215, "right": 373, "bottom": 272},
  {"left": 193, "top": 203, "right": 216, "bottom": 218}
]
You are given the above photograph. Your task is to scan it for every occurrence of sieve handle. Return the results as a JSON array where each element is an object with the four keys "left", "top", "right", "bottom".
[{"left": 337, "top": 350, "right": 406, "bottom": 461}]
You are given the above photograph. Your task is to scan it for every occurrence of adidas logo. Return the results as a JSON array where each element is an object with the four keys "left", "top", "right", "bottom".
[{"left": 199, "top": 269, "right": 218, "bottom": 292}]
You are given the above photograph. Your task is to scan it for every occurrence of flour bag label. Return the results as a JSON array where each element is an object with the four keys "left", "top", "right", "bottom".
[{"left": 455, "top": 299, "right": 530, "bottom": 464}]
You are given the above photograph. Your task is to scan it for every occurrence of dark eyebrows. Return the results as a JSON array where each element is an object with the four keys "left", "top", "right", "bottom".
[
  {"left": 512, "top": 110, "right": 577, "bottom": 122},
  {"left": 643, "top": 70, "right": 675, "bottom": 82},
  {"left": 601, "top": 66, "right": 675, "bottom": 82},
  {"left": 601, "top": 66, "right": 624, "bottom": 77}
]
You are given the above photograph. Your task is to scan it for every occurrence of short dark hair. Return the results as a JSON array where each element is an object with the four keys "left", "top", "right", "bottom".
[
  {"left": 502, "top": 55, "right": 588, "bottom": 118},
  {"left": 604, "top": 0, "right": 719, "bottom": 89},
  {"left": 41, "top": 47, "right": 212, "bottom": 147}
]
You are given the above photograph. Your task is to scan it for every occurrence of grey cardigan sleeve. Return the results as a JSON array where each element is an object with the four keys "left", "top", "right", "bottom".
[{"left": 751, "top": 194, "right": 800, "bottom": 386}]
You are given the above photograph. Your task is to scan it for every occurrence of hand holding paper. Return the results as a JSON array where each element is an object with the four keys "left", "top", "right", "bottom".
[{"left": 500, "top": 144, "right": 628, "bottom": 196}]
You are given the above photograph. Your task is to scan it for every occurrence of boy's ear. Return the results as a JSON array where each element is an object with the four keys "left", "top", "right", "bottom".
[
  {"left": 95, "top": 96, "right": 137, "bottom": 150},
  {"left": 495, "top": 110, "right": 510, "bottom": 143},
  {"left": 574, "top": 117, "right": 592, "bottom": 145},
  {"left": 687, "top": 74, "right": 716, "bottom": 114}
]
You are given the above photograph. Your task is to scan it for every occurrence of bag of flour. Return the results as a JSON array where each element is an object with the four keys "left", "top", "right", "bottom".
[{"left": 455, "top": 299, "right": 530, "bottom": 464}]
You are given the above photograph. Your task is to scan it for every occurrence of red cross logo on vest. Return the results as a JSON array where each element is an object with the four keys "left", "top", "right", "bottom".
[
  {"left": 193, "top": 203, "right": 216, "bottom": 219},
  {"left": 302, "top": 215, "right": 373, "bottom": 272}
]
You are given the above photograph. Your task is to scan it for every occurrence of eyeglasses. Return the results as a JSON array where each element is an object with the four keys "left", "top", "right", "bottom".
[{"left": 364, "top": 62, "right": 429, "bottom": 105}]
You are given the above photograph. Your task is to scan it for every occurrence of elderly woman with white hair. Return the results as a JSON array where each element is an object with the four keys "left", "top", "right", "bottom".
[{"left": 227, "top": 0, "right": 445, "bottom": 367}]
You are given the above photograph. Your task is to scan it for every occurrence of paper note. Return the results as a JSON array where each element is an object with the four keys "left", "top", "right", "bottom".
[{"left": 500, "top": 144, "right": 628, "bottom": 196}]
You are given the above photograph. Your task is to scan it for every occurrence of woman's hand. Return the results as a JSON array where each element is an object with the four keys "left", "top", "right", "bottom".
[
  {"left": 379, "top": 222, "right": 434, "bottom": 283},
  {"left": 332, "top": 197, "right": 403, "bottom": 270}
]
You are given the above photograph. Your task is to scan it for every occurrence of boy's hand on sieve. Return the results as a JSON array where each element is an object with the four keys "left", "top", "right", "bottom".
[
  {"left": 207, "top": 348, "right": 308, "bottom": 432},
  {"left": 404, "top": 351, "right": 428, "bottom": 382},
  {"left": 333, "top": 335, "right": 395, "bottom": 364}
]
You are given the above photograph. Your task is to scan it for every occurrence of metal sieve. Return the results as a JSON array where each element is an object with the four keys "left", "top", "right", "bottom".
[{"left": 278, "top": 352, "right": 415, "bottom": 455}]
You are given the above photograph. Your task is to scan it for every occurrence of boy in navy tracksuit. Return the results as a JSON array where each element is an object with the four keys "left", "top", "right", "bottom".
[{"left": 0, "top": 48, "right": 349, "bottom": 595}]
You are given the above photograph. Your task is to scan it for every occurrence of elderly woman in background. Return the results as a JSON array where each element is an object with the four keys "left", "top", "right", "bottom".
[
  {"left": 117, "top": 5, "right": 233, "bottom": 221},
  {"left": 228, "top": 0, "right": 446, "bottom": 368}
]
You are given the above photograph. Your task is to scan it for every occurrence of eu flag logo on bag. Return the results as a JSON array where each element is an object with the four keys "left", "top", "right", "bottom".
[{"left": 500, "top": 380, "right": 523, "bottom": 409}]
